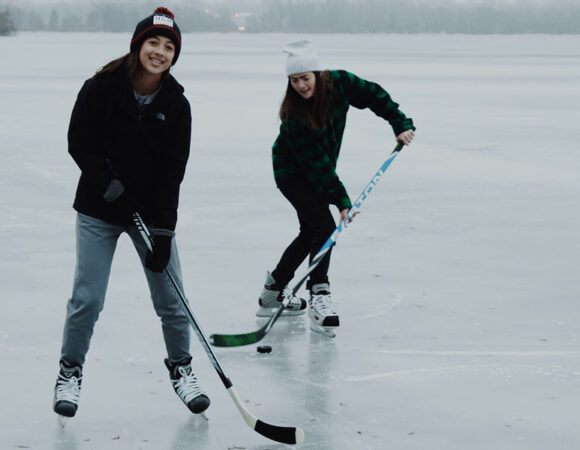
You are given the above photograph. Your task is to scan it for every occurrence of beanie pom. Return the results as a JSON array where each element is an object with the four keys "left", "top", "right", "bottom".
[{"left": 154, "top": 6, "right": 174, "bottom": 19}]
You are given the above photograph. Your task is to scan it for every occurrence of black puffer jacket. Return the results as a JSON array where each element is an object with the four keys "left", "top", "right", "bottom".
[{"left": 68, "top": 59, "right": 191, "bottom": 231}]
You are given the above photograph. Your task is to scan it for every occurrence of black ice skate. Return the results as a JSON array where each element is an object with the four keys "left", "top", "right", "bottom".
[
  {"left": 53, "top": 360, "right": 83, "bottom": 425},
  {"left": 165, "top": 358, "right": 210, "bottom": 417}
]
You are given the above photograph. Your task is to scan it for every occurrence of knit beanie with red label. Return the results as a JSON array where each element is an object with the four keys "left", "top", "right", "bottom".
[{"left": 130, "top": 7, "right": 182, "bottom": 65}]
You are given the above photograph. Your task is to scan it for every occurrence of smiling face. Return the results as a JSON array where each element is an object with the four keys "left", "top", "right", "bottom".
[
  {"left": 139, "top": 35, "right": 175, "bottom": 77},
  {"left": 289, "top": 72, "right": 316, "bottom": 99}
]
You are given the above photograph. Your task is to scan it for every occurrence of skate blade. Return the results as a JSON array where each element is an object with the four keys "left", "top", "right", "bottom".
[
  {"left": 200, "top": 411, "right": 209, "bottom": 421},
  {"left": 57, "top": 415, "right": 69, "bottom": 428},
  {"left": 310, "top": 323, "right": 337, "bottom": 338},
  {"left": 255, "top": 307, "right": 306, "bottom": 317}
]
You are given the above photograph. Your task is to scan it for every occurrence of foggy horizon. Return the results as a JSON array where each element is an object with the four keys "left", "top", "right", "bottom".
[{"left": 2, "top": 0, "right": 580, "bottom": 34}]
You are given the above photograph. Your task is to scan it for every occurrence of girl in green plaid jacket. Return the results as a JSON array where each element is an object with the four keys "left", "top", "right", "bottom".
[{"left": 256, "top": 40, "right": 415, "bottom": 336}]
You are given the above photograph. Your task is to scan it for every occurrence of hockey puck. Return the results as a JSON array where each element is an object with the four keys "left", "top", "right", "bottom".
[{"left": 257, "top": 345, "right": 272, "bottom": 353}]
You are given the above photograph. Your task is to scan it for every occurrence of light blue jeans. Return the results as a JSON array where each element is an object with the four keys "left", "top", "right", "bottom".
[{"left": 60, "top": 213, "right": 191, "bottom": 367}]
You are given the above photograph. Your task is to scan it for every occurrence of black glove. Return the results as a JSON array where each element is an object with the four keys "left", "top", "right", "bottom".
[{"left": 145, "top": 234, "right": 172, "bottom": 272}]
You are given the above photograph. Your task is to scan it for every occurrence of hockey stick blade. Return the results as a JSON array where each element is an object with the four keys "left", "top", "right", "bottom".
[
  {"left": 256, "top": 420, "right": 305, "bottom": 445},
  {"left": 229, "top": 386, "right": 305, "bottom": 444},
  {"left": 210, "top": 328, "right": 262, "bottom": 347},
  {"left": 132, "top": 213, "right": 305, "bottom": 444},
  {"left": 210, "top": 299, "right": 285, "bottom": 347},
  {"left": 209, "top": 142, "right": 405, "bottom": 347}
]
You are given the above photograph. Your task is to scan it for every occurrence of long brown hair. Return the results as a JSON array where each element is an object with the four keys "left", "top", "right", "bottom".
[
  {"left": 279, "top": 70, "right": 333, "bottom": 129},
  {"left": 94, "top": 51, "right": 170, "bottom": 82}
]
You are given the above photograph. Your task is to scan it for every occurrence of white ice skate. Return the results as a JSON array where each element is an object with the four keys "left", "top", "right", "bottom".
[
  {"left": 256, "top": 271, "right": 307, "bottom": 317},
  {"left": 308, "top": 283, "right": 339, "bottom": 338}
]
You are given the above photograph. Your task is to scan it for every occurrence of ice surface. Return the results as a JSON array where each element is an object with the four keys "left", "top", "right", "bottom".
[{"left": 0, "top": 32, "right": 579, "bottom": 449}]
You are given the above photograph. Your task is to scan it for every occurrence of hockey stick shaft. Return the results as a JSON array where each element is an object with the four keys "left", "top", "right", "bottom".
[
  {"left": 289, "top": 141, "right": 404, "bottom": 295},
  {"left": 132, "top": 213, "right": 304, "bottom": 445},
  {"left": 210, "top": 141, "right": 404, "bottom": 347}
]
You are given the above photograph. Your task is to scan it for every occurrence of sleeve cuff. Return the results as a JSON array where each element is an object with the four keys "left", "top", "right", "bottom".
[
  {"left": 149, "top": 228, "right": 175, "bottom": 237},
  {"left": 103, "top": 179, "right": 125, "bottom": 202}
]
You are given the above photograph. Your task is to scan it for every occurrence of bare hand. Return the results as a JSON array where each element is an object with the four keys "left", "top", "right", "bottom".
[
  {"left": 340, "top": 208, "right": 359, "bottom": 225},
  {"left": 396, "top": 129, "right": 415, "bottom": 146}
]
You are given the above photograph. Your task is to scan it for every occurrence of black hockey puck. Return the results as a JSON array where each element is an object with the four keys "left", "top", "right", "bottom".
[{"left": 257, "top": 345, "right": 272, "bottom": 353}]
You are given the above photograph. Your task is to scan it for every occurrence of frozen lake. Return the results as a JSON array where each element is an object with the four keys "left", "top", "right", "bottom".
[{"left": 1, "top": 31, "right": 579, "bottom": 449}]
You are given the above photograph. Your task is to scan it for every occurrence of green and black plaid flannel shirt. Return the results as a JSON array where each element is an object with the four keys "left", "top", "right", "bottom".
[{"left": 272, "top": 70, "right": 415, "bottom": 210}]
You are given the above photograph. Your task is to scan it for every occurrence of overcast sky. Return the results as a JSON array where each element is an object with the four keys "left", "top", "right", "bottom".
[{"left": 4, "top": 0, "right": 557, "bottom": 4}]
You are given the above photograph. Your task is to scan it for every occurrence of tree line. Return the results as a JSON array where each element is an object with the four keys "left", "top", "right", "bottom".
[
  {"left": 1, "top": 10, "right": 15, "bottom": 35},
  {"left": 2, "top": 0, "right": 580, "bottom": 34}
]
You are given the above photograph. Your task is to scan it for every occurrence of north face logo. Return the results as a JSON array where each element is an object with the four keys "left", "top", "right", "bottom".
[{"left": 153, "top": 16, "right": 173, "bottom": 27}]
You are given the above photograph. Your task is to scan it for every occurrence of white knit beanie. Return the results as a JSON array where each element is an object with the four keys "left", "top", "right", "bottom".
[{"left": 283, "top": 39, "right": 320, "bottom": 76}]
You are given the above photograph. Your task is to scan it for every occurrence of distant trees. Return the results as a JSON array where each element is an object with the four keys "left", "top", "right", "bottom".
[
  {"left": 254, "top": 0, "right": 580, "bottom": 34},
  {"left": 8, "top": 3, "right": 237, "bottom": 33},
  {"left": 0, "top": 10, "right": 16, "bottom": 36},
  {"left": 3, "top": 0, "right": 580, "bottom": 34}
]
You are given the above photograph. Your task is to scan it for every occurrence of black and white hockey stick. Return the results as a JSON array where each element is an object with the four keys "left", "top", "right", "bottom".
[
  {"left": 132, "top": 213, "right": 305, "bottom": 445},
  {"left": 210, "top": 141, "right": 405, "bottom": 347}
]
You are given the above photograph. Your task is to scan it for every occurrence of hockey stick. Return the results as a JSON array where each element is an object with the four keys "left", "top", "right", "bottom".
[
  {"left": 132, "top": 213, "right": 305, "bottom": 445},
  {"left": 210, "top": 141, "right": 405, "bottom": 347}
]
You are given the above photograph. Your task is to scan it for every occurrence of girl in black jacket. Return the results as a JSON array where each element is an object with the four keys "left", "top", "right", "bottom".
[{"left": 53, "top": 7, "right": 210, "bottom": 421}]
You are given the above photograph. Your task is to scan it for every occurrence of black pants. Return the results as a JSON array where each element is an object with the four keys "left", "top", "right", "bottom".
[{"left": 271, "top": 179, "right": 336, "bottom": 290}]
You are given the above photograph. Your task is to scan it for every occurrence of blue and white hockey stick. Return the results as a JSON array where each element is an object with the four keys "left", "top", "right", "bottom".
[{"left": 210, "top": 141, "right": 405, "bottom": 347}]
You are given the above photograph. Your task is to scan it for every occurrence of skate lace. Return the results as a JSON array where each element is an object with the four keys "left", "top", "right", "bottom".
[
  {"left": 283, "top": 289, "right": 302, "bottom": 310},
  {"left": 311, "top": 293, "right": 334, "bottom": 314},
  {"left": 55, "top": 374, "right": 81, "bottom": 403},
  {"left": 173, "top": 367, "right": 203, "bottom": 403}
]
